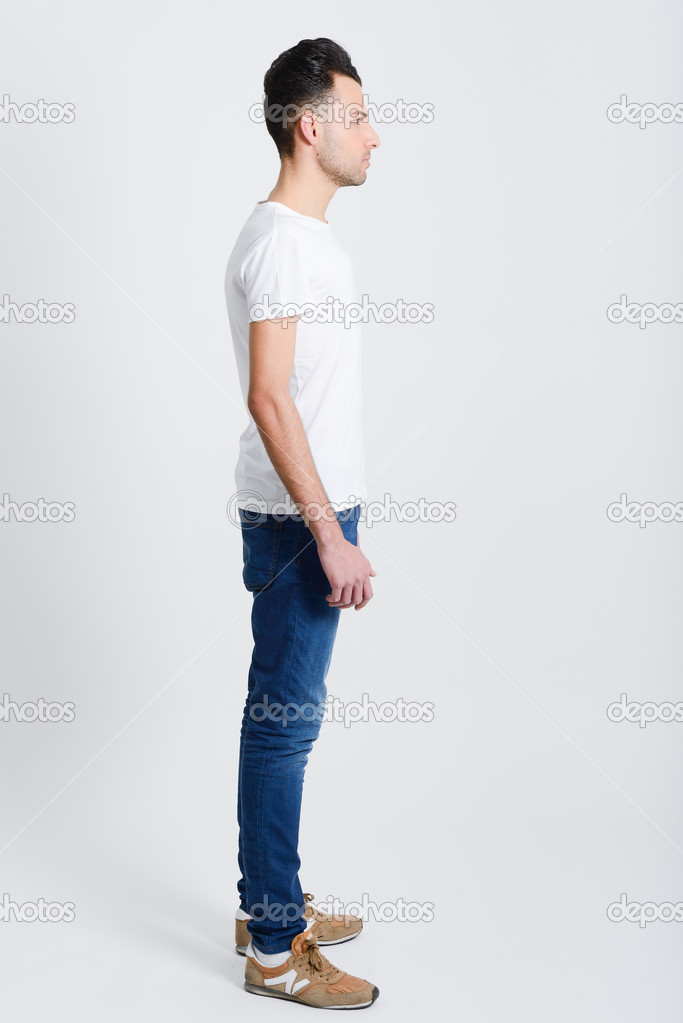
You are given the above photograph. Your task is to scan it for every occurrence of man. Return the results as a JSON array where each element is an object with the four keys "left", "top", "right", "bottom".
[{"left": 224, "top": 38, "right": 381, "bottom": 1009}]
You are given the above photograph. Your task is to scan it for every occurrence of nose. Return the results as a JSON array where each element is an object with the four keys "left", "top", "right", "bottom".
[{"left": 368, "top": 128, "right": 381, "bottom": 150}]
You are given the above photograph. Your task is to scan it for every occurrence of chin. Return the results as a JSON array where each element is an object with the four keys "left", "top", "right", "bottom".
[{"left": 337, "top": 175, "right": 365, "bottom": 188}]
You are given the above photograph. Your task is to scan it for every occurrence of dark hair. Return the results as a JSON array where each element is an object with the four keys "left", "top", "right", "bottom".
[{"left": 263, "top": 38, "right": 362, "bottom": 160}]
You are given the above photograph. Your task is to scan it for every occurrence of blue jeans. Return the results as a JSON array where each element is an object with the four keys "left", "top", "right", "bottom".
[{"left": 237, "top": 503, "right": 361, "bottom": 953}]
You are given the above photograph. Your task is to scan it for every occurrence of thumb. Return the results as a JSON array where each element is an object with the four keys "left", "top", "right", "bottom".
[{"left": 357, "top": 537, "right": 377, "bottom": 577}]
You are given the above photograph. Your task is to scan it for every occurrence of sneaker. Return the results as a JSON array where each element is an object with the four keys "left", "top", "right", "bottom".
[
  {"left": 244, "top": 930, "right": 379, "bottom": 1009},
  {"left": 235, "top": 892, "right": 363, "bottom": 955}
]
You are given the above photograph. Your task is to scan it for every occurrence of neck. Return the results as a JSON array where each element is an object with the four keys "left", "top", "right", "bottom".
[{"left": 263, "top": 157, "right": 337, "bottom": 223}]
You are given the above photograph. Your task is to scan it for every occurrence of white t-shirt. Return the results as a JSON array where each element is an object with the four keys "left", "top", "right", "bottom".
[{"left": 225, "top": 200, "right": 366, "bottom": 514}]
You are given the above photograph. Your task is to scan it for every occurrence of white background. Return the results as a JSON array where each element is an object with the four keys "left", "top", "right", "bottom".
[{"left": 1, "top": 1, "right": 682, "bottom": 1019}]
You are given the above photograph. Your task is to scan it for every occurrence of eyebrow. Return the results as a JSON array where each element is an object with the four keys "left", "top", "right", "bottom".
[{"left": 349, "top": 108, "right": 369, "bottom": 119}]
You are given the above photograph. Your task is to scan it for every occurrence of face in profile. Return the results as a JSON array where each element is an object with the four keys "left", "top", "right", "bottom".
[{"left": 312, "top": 74, "right": 380, "bottom": 187}]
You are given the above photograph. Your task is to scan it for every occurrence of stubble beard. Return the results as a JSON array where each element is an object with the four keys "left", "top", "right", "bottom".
[{"left": 316, "top": 134, "right": 366, "bottom": 188}]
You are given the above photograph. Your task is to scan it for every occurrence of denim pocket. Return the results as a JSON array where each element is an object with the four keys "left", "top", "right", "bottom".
[{"left": 241, "top": 521, "right": 282, "bottom": 592}]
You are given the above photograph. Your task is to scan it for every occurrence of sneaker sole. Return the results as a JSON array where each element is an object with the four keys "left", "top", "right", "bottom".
[
  {"left": 236, "top": 926, "right": 362, "bottom": 957},
  {"left": 244, "top": 982, "right": 380, "bottom": 1009}
]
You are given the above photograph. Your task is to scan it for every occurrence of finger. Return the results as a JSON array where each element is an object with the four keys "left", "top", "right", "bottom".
[
  {"left": 354, "top": 579, "right": 374, "bottom": 610},
  {"left": 328, "top": 584, "right": 352, "bottom": 608}
]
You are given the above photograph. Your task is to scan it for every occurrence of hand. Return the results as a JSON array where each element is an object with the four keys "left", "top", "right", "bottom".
[{"left": 317, "top": 534, "right": 376, "bottom": 610}]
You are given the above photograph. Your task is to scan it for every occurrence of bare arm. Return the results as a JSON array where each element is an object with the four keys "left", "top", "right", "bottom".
[{"left": 247, "top": 315, "right": 376, "bottom": 610}]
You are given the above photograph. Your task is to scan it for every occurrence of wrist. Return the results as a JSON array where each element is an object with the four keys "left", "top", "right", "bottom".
[{"left": 309, "top": 516, "right": 344, "bottom": 549}]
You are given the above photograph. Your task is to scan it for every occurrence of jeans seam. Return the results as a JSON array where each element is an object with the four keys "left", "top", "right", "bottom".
[
  {"left": 268, "top": 522, "right": 283, "bottom": 582},
  {"left": 281, "top": 548, "right": 303, "bottom": 710},
  {"left": 254, "top": 747, "right": 270, "bottom": 928}
]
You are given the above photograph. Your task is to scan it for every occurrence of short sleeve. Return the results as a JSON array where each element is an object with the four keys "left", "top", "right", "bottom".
[{"left": 242, "top": 228, "right": 314, "bottom": 323}]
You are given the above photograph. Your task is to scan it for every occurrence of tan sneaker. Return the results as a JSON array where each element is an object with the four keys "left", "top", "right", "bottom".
[
  {"left": 235, "top": 892, "right": 363, "bottom": 955},
  {"left": 244, "top": 930, "right": 379, "bottom": 1009}
]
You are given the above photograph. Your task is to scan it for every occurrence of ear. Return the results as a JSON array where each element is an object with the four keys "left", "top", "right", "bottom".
[{"left": 298, "top": 110, "right": 319, "bottom": 146}]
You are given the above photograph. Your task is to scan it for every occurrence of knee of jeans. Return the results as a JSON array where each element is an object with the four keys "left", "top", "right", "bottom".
[
  {"left": 245, "top": 723, "right": 323, "bottom": 754},
  {"left": 245, "top": 694, "right": 326, "bottom": 735},
  {"left": 242, "top": 710, "right": 323, "bottom": 749}
]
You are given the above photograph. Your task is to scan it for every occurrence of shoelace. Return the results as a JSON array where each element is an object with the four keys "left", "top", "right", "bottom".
[
  {"left": 293, "top": 934, "right": 340, "bottom": 980},
  {"left": 302, "top": 892, "right": 328, "bottom": 922}
]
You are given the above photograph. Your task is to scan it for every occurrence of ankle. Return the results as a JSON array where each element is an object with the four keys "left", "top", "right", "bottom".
[{"left": 250, "top": 942, "right": 291, "bottom": 967}]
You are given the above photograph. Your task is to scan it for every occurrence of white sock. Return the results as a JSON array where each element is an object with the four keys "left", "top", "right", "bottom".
[{"left": 248, "top": 941, "right": 291, "bottom": 967}]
